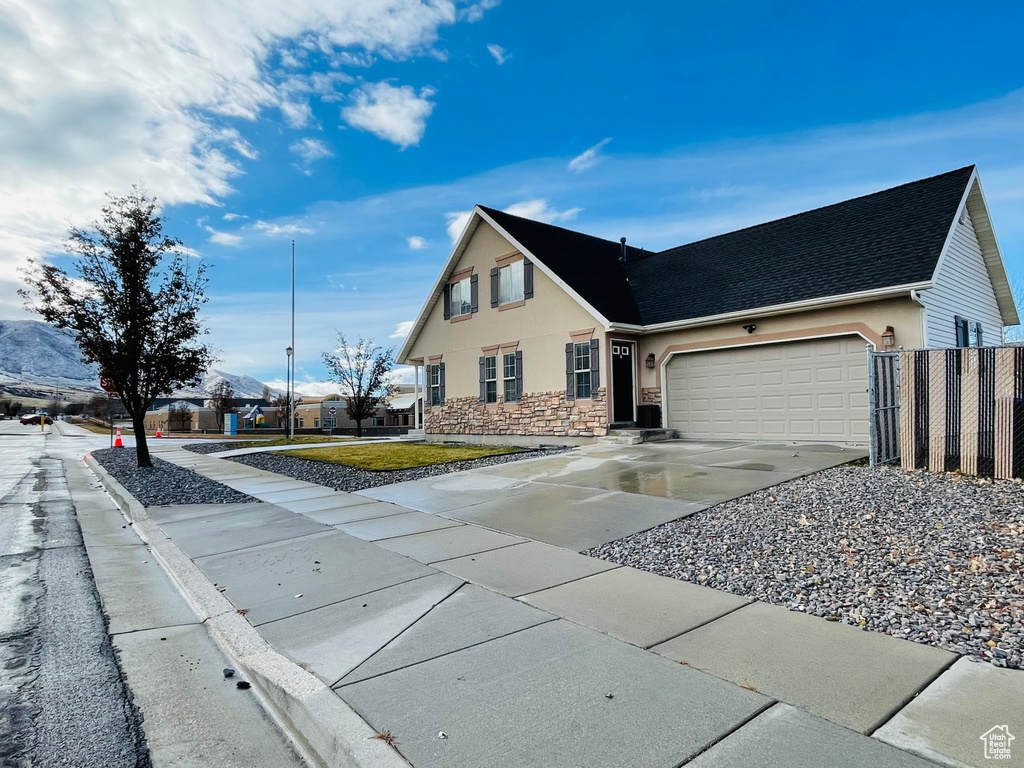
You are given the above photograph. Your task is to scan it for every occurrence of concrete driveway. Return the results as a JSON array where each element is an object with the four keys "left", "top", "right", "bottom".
[{"left": 357, "top": 440, "right": 866, "bottom": 550}]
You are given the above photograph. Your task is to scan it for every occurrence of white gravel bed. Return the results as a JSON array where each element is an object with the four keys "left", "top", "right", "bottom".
[
  {"left": 92, "top": 448, "right": 257, "bottom": 507},
  {"left": 585, "top": 465, "right": 1024, "bottom": 669},
  {"left": 227, "top": 446, "right": 570, "bottom": 493}
]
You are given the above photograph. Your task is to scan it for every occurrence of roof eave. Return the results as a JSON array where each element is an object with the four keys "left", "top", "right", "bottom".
[
  {"left": 396, "top": 210, "right": 483, "bottom": 365},
  {"left": 608, "top": 282, "right": 933, "bottom": 334}
]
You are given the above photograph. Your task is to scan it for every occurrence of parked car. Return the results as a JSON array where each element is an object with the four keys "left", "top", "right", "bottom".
[{"left": 20, "top": 414, "right": 50, "bottom": 425}]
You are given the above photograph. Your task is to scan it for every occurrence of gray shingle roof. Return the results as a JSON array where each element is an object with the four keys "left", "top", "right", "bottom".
[{"left": 481, "top": 166, "right": 974, "bottom": 326}]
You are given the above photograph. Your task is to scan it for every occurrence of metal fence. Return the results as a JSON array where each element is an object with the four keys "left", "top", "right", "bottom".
[
  {"left": 898, "top": 346, "right": 1024, "bottom": 480},
  {"left": 867, "top": 350, "right": 901, "bottom": 465}
]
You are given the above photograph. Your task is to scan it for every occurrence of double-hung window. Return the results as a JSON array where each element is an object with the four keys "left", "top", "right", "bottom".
[
  {"left": 450, "top": 276, "right": 472, "bottom": 317},
  {"left": 573, "top": 342, "right": 592, "bottom": 399},
  {"left": 499, "top": 260, "right": 524, "bottom": 304},
  {"left": 503, "top": 353, "right": 519, "bottom": 402},
  {"left": 483, "top": 355, "right": 497, "bottom": 403},
  {"left": 429, "top": 363, "right": 444, "bottom": 406}
]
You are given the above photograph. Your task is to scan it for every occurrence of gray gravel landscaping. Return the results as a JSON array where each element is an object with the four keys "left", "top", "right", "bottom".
[
  {"left": 586, "top": 464, "right": 1024, "bottom": 669},
  {"left": 91, "top": 448, "right": 256, "bottom": 506},
  {"left": 225, "top": 446, "right": 569, "bottom": 493}
]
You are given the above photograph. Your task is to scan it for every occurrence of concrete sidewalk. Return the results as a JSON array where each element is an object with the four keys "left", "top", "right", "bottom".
[{"left": 88, "top": 442, "right": 1022, "bottom": 768}]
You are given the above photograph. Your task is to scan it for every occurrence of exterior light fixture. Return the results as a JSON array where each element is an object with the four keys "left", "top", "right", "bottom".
[
  {"left": 645, "top": 353, "right": 656, "bottom": 369},
  {"left": 742, "top": 324, "right": 756, "bottom": 334},
  {"left": 882, "top": 326, "right": 895, "bottom": 347}
]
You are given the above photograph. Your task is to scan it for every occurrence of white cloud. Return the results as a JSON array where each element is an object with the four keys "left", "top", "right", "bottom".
[
  {"left": 289, "top": 137, "right": 334, "bottom": 174},
  {"left": 255, "top": 221, "right": 316, "bottom": 237},
  {"left": 222, "top": 213, "right": 247, "bottom": 221},
  {"left": 407, "top": 235, "right": 429, "bottom": 250},
  {"left": 487, "top": 44, "right": 508, "bottom": 65},
  {"left": 0, "top": 0, "right": 491, "bottom": 319},
  {"left": 445, "top": 210, "right": 473, "bottom": 242},
  {"left": 568, "top": 138, "right": 612, "bottom": 172},
  {"left": 460, "top": 0, "right": 500, "bottom": 23},
  {"left": 342, "top": 82, "right": 436, "bottom": 148},
  {"left": 208, "top": 230, "right": 243, "bottom": 247},
  {"left": 390, "top": 320, "right": 415, "bottom": 338},
  {"left": 504, "top": 199, "right": 582, "bottom": 224}
]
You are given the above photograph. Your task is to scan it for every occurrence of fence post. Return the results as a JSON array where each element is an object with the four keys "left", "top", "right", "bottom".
[{"left": 867, "top": 345, "right": 878, "bottom": 466}]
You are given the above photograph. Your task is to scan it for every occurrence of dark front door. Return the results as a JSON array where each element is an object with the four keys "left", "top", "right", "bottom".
[{"left": 611, "top": 341, "right": 635, "bottom": 423}]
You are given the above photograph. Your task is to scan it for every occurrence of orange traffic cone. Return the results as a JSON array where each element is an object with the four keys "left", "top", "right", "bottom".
[
  {"left": 114, "top": 427, "right": 123, "bottom": 448},
  {"left": 155, "top": 428, "right": 162, "bottom": 438}
]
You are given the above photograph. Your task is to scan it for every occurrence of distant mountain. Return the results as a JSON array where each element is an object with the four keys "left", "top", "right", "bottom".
[
  {"left": 0, "top": 319, "right": 282, "bottom": 399},
  {"left": 175, "top": 369, "right": 284, "bottom": 400},
  {"left": 0, "top": 320, "right": 99, "bottom": 390}
]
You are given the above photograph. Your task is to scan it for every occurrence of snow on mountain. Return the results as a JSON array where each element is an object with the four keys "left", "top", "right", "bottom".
[
  {"left": 0, "top": 320, "right": 100, "bottom": 390},
  {"left": 0, "top": 320, "right": 282, "bottom": 399}
]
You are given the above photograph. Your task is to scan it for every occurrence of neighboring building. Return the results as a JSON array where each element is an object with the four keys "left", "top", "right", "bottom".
[
  {"left": 291, "top": 389, "right": 422, "bottom": 430},
  {"left": 398, "top": 166, "right": 1018, "bottom": 445},
  {"left": 143, "top": 401, "right": 219, "bottom": 432}
]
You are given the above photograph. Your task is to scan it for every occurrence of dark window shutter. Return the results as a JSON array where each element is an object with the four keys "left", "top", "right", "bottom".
[
  {"left": 976, "top": 323, "right": 983, "bottom": 347},
  {"left": 443, "top": 284, "right": 451, "bottom": 320},
  {"left": 478, "top": 357, "right": 486, "bottom": 403},
  {"left": 490, "top": 267, "right": 499, "bottom": 308},
  {"left": 565, "top": 343, "right": 575, "bottom": 400},
  {"left": 954, "top": 316, "right": 968, "bottom": 347},
  {"left": 514, "top": 350, "right": 523, "bottom": 401},
  {"left": 523, "top": 259, "right": 534, "bottom": 300},
  {"left": 590, "top": 338, "right": 600, "bottom": 389},
  {"left": 439, "top": 363, "right": 445, "bottom": 403},
  {"left": 470, "top": 274, "right": 479, "bottom": 313}
]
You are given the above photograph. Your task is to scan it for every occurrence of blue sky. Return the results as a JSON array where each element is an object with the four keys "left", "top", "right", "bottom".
[{"left": 3, "top": 1, "right": 1023, "bottom": 392}]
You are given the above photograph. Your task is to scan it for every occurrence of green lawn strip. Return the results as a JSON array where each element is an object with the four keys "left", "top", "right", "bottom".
[
  {"left": 280, "top": 442, "right": 521, "bottom": 471},
  {"left": 221, "top": 435, "right": 360, "bottom": 449}
]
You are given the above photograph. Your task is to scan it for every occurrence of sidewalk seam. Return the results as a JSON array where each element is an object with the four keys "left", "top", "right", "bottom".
[{"left": 84, "top": 452, "right": 411, "bottom": 768}]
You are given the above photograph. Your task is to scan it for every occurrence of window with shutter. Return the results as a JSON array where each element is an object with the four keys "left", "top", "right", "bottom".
[
  {"left": 484, "top": 356, "right": 498, "bottom": 403},
  {"left": 573, "top": 341, "right": 592, "bottom": 399},
  {"left": 503, "top": 352, "right": 518, "bottom": 402}
]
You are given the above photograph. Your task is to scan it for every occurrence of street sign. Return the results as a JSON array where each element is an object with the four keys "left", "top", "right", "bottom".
[
  {"left": 328, "top": 406, "right": 337, "bottom": 415},
  {"left": 99, "top": 377, "right": 118, "bottom": 395}
]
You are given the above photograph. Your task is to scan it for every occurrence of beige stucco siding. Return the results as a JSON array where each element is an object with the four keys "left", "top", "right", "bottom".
[
  {"left": 636, "top": 295, "right": 924, "bottom": 394},
  {"left": 406, "top": 221, "right": 604, "bottom": 399}
]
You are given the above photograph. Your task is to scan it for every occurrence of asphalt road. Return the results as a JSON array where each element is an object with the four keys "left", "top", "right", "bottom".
[{"left": 0, "top": 421, "right": 150, "bottom": 768}]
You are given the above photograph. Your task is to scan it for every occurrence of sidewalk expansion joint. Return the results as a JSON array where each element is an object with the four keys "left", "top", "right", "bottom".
[
  {"left": 425, "top": 540, "right": 526, "bottom": 565},
  {"left": 191, "top": 528, "right": 336, "bottom": 562},
  {"left": 334, "top": 616, "right": 562, "bottom": 690},
  {"left": 511, "top": 563, "right": 625, "bottom": 599},
  {"left": 643, "top": 600, "right": 757, "bottom": 650},
  {"left": 866, "top": 651, "right": 961, "bottom": 737},
  {"left": 110, "top": 620, "right": 202, "bottom": 637},
  {"left": 252, "top": 572, "right": 443, "bottom": 628},
  {"left": 674, "top": 699, "right": 779, "bottom": 767}
]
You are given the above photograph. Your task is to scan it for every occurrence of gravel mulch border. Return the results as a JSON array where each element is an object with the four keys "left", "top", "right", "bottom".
[
  {"left": 225, "top": 446, "right": 570, "bottom": 493},
  {"left": 91, "top": 447, "right": 257, "bottom": 507},
  {"left": 585, "top": 464, "right": 1024, "bottom": 669}
]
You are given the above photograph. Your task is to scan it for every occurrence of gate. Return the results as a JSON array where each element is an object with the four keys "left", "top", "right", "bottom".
[{"left": 868, "top": 350, "right": 901, "bottom": 466}]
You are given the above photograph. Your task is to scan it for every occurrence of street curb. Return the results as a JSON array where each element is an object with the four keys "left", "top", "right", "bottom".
[{"left": 84, "top": 452, "right": 410, "bottom": 768}]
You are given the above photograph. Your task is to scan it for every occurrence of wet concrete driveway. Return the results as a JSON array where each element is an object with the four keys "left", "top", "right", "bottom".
[{"left": 356, "top": 440, "right": 866, "bottom": 551}]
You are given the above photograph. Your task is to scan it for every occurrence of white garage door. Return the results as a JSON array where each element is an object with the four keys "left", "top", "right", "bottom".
[{"left": 665, "top": 336, "right": 869, "bottom": 441}]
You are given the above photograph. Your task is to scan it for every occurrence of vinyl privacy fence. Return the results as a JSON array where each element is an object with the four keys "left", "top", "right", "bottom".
[{"left": 898, "top": 346, "right": 1024, "bottom": 480}]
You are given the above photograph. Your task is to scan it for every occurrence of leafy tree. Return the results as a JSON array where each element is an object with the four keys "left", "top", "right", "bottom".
[
  {"left": 0, "top": 399, "right": 10, "bottom": 418},
  {"left": 87, "top": 395, "right": 110, "bottom": 421},
  {"left": 64, "top": 402, "right": 85, "bottom": 416},
  {"left": 20, "top": 187, "right": 214, "bottom": 466},
  {"left": 322, "top": 333, "right": 396, "bottom": 437},
  {"left": 208, "top": 380, "right": 236, "bottom": 430},
  {"left": 9, "top": 401, "right": 22, "bottom": 417}
]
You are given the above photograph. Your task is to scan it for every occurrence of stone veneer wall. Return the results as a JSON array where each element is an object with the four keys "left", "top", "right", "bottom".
[
  {"left": 641, "top": 387, "right": 662, "bottom": 406},
  {"left": 425, "top": 389, "right": 608, "bottom": 438}
]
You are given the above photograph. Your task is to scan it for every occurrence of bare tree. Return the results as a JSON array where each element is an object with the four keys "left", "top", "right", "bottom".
[
  {"left": 322, "top": 333, "right": 396, "bottom": 437},
  {"left": 208, "top": 380, "right": 236, "bottom": 430},
  {"left": 20, "top": 187, "right": 214, "bottom": 466},
  {"left": 168, "top": 403, "right": 191, "bottom": 432}
]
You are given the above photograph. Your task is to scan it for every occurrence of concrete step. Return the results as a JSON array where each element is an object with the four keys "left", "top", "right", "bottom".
[{"left": 597, "top": 428, "right": 676, "bottom": 446}]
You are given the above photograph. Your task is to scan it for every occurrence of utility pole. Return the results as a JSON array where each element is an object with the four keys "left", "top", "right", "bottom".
[{"left": 289, "top": 239, "right": 295, "bottom": 441}]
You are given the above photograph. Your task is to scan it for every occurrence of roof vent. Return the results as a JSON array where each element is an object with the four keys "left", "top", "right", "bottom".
[{"left": 620, "top": 237, "right": 627, "bottom": 262}]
